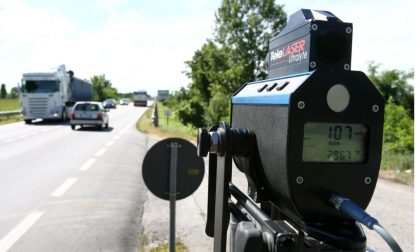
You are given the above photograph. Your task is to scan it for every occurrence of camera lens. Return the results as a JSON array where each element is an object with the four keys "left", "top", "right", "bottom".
[{"left": 315, "top": 30, "right": 347, "bottom": 65}]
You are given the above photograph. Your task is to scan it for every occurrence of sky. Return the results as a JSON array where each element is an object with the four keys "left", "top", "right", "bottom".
[{"left": 0, "top": 0, "right": 416, "bottom": 96}]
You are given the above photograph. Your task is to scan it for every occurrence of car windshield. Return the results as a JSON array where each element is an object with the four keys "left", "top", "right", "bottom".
[{"left": 75, "top": 103, "right": 99, "bottom": 111}]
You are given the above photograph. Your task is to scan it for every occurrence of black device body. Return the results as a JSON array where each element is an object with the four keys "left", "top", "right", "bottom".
[
  {"left": 198, "top": 9, "right": 385, "bottom": 251},
  {"left": 231, "top": 69, "right": 384, "bottom": 224},
  {"left": 267, "top": 9, "right": 352, "bottom": 78}
]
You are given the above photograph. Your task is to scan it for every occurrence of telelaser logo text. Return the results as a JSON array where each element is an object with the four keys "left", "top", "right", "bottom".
[{"left": 270, "top": 39, "right": 307, "bottom": 64}]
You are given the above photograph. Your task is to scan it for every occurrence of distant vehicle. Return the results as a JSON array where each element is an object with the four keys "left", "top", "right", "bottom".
[
  {"left": 133, "top": 91, "right": 148, "bottom": 106},
  {"left": 103, "top": 99, "right": 117, "bottom": 109},
  {"left": 119, "top": 98, "right": 129, "bottom": 105},
  {"left": 157, "top": 90, "right": 170, "bottom": 101},
  {"left": 20, "top": 65, "right": 93, "bottom": 124},
  {"left": 70, "top": 101, "right": 109, "bottom": 130}
]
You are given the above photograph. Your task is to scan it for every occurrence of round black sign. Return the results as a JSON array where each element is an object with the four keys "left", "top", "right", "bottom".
[{"left": 142, "top": 138, "right": 205, "bottom": 200}]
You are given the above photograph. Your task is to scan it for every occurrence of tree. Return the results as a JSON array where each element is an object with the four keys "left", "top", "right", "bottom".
[
  {"left": 368, "top": 62, "right": 414, "bottom": 118},
  {"left": 173, "top": 0, "right": 287, "bottom": 127},
  {"left": 215, "top": 0, "right": 287, "bottom": 83},
  {"left": 90, "top": 74, "right": 118, "bottom": 101},
  {"left": 1, "top": 84, "right": 7, "bottom": 98},
  {"left": 185, "top": 41, "right": 230, "bottom": 104},
  {"left": 203, "top": 84, "right": 231, "bottom": 125},
  {"left": 9, "top": 87, "right": 19, "bottom": 99}
]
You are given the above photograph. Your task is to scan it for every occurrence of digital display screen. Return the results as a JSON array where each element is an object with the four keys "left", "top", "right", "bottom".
[{"left": 302, "top": 123, "right": 368, "bottom": 163}]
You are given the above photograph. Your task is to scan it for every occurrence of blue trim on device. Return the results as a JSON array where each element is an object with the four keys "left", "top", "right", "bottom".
[{"left": 232, "top": 94, "right": 290, "bottom": 105}]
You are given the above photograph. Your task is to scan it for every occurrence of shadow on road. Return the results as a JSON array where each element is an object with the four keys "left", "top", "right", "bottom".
[
  {"left": 26, "top": 119, "right": 70, "bottom": 126},
  {"left": 72, "top": 126, "right": 114, "bottom": 132}
]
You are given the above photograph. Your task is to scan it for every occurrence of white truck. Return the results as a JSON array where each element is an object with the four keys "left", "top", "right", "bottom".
[
  {"left": 20, "top": 65, "right": 93, "bottom": 124},
  {"left": 133, "top": 90, "right": 148, "bottom": 106}
]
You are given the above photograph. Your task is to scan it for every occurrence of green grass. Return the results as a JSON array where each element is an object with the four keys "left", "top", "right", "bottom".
[
  {"left": 0, "top": 98, "right": 20, "bottom": 111},
  {"left": 149, "top": 239, "right": 188, "bottom": 252},
  {"left": 0, "top": 99, "right": 22, "bottom": 125},
  {"left": 139, "top": 234, "right": 188, "bottom": 252},
  {"left": 137, "top": 102, "right": 196, "bottom": 142},
  {"left": 379, "top": 148, "right": 414, "bottom": 185},
  {"left": 0, "top": 114, "right": 22, "bottom": 125}
]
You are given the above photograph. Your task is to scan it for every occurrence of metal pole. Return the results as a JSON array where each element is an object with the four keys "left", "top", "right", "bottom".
[{"left": 169, "top": 142, "right": 179, "bottom": 252}]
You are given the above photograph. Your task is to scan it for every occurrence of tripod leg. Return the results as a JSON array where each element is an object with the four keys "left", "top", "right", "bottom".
[
  {"left": 213, "top": 155, "right": 232, "bottom": 252},
  {"left": 205, "top": 153, "right": 217, "bottom": 237}
]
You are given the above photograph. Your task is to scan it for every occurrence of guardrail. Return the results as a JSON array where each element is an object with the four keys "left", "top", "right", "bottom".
[
  {"left": 151, "top": 102, "right": 159, "bottom": 127},
  {"left": 0, "top": 110, "right": 21, "bottom": 117}
]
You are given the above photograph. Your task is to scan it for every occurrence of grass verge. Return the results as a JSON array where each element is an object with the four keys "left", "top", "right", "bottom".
[
  {"left": 0, "top": 98, "right": 20, "bottom": 111},
  {"left": 150, "top": 239, "right": 188, "bottom": 252},
  {"left": 139, "top": 234, "right": 188, "bottom": 252},
  {"left": 379, "top": 169, "right": 414, "bottom": 186},
  {"left": 137, "top": 102, "right": 196, "bottom": 142},
  {"left": 379, "top": 148, "right": 414, "bottom": 185},
  {"left": 0, "top": 114, "right": 22, "bottom": 125}
]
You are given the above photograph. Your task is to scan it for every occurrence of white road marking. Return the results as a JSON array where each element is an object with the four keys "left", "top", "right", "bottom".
[
  {"left": 79, "top": 158, "right": 96, "bottom": 171},
  {"left": 105, "top": 141, "right": 114, "bottom": 147},
  {"left": 0, "top": 211, "right": 44, "bottom": 252},
  {"left": 120, "top": 120, "right": 135, "bottom": 136},
  {"left": 95, "top": 148, "right": 107, "bottom": 157},
  {"left": 51, "top": 177, "right": 78, "bottom": 197}
]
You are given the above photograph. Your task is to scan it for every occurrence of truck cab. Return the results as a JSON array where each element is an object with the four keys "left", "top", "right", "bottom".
[
  {"left": 19, "top": 65, "right": 92, "bottom": 124},
  {"left": 20, "top": 66, "right": 69, "bottom": 123}
]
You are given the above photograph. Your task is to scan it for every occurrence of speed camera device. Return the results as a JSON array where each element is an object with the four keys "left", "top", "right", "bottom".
[{"left": 197, "top": 9, "right": 394, "bottom": 252}]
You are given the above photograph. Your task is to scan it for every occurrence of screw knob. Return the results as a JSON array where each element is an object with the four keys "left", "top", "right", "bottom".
[{"left": 197, "top": 128, "right": 210, "bottom": 157}]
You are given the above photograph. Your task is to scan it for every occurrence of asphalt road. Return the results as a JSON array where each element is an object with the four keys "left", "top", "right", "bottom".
[{"left": 0, "top": 104, "right": 149, "bottom": 252}]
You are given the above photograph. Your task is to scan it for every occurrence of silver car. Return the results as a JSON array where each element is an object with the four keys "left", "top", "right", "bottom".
[
  {"left": 119, "top": 98, "right": 129, "bottom": 105},
  {"left": 70, "top": 101, "right": 109, "bottom": 130}
]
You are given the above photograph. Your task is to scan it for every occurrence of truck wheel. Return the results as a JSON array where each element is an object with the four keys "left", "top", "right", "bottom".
[
  {"left": 105, "top": 123, "right": 109, "bottom": 129},
  {"left": 97, "top": 124, "right": 103, "bottom": 130},
  {"left": 71, "top": 125, "right": 75, "bottom": 130},
  {"left": 24, "top": 119, "right": 32, "bottom": 124},
  {"left": 61, "top": 108, "right": 67, "bottom": 121}
]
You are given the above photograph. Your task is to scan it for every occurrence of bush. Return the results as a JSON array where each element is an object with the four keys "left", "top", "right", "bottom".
[
  {"left": 383, "top": 99, "right": 414, "bottom": 153},
  {"left": 381, "top": 99, "right": 414, "bottom": 172},
  {"left": 381, "top": 144, "right": 414, "bottom": 171}
]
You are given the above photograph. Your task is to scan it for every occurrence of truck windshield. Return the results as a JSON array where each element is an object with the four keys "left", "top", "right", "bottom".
[{"left": 22, "top": 80, "right": 59, "bottom": 93}]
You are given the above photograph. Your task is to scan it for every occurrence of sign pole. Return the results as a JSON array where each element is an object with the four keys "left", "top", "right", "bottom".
[
  {"left": 142, "top": 138, "right": 204, "bottom": 252},
  {"left": 169, "top": 142, "right": 179, "bottom": 252}
]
